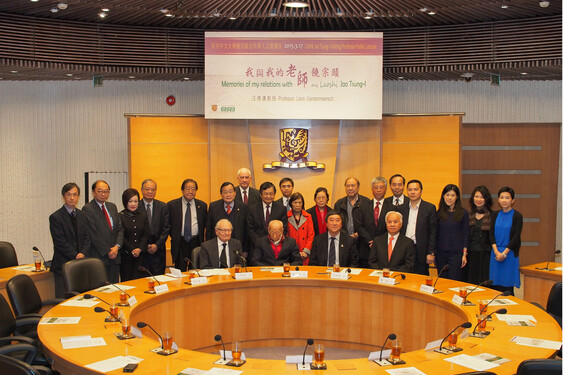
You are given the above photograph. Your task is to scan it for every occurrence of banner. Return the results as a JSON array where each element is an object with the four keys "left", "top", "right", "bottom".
[{"left": 205, "top": 32, "right": 383, "bottom": 120}]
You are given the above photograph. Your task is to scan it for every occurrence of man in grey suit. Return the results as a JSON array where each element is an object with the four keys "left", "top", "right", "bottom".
[
  {"left": 368, "top": 211, "right": 415, "bottom": 272},
  {"left": 138, "top": 179, "right": 170, "bottom": 275},
  {"left": 83, "top": 180, "right": 124, "bottom": 283},
  {"left": 199, "top": 219, "right": 243, "bottom": 269},
  {"left": 309, "top": 211, "right": 359, "bottom": 268}
]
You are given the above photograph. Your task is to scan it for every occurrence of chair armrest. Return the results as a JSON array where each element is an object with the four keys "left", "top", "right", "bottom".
[
  {"left": 15, "top": 316, "right": 42, "bottom": 328},
  {"left": 33, "top": 365, "right": 53, "bottom": 375},
  {"left": 0, "top": 335, "right": 35, "bottom": 346},
  {"left": 0, "top": 342, "right": 37, "bottom": 364},
  {"left": 41, "top": 298, "right": 65, "bottom": 307},
  {"left": 63, "top": 291, "right": 79, "bottom": 299}
]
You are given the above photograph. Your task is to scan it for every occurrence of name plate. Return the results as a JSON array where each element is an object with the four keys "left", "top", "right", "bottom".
[
  {"left": 169, "top": 267, "right": 183, "bottom": 278},
  {"left": 290, "top": 271, "right": 308, "bottom": 278},
  {"left": 331, "top": 271, "right": 348, "bottom": 280},
  {"left": 235, "top": 272, "right": 253, "bottom": 280},
  {"left": 420, "top": 285, "right": 435, "bottom": 294},
  {"left": 452, "top": 294, "right": 464, "bottom": 305},
  {"left": 127, "top": 295, "right": 138, "bottom": 307},
  {"left": 378, "top": 276, "right": 396, "bottom": 285},
  {"left": 154, "top": 284, "right": 169, "bottom": 294},
  {"left": 191, "top": 277, "right": 208, "bottom": 286}
]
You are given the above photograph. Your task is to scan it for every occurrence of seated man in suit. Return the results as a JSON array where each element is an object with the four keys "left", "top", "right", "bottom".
[
  {"left": 369, "top": 211, "right": 415, "bottom": 273},
  {"left": 199, "top": 219, "right": 243, "bottom": 269},
  {"left": 251, "top": 220, "right": 302, "bottom": 266},
  {"left": 235, "top": 167, "right": 260, "bottom": 206},
  {"left": 309, "top": 211, "right": 359, "bottom": 268}
]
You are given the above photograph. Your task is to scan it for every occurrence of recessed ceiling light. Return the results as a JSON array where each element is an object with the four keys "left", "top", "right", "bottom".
[
  {"left": 50, "top": 8, "right": 58, "bottom": 13},
  {"left": 501, "top": 4, "right": 509, "bottom": 8},
  {"left": 229, "top": 16, "right": 237, "bottom": 20},
  {"left": 520, "top": 72, "right": 528, "bottom": 75},
  {"left": 365, "top": 10, "right": 375, "bottom": 16},
  {"left": 428, "top": 10, "right": 436, "bottom": 15},
  {"left": 165, "top": 13, "right": 174, "bottom": 17},
  {"left": 66, "top": 73, "right": 73, "bottom": 77},
  {"left": 101, "top": 8, "right": 109, "bottom": 12},
  {"left": 398, "top": 76, "right": 405, "bottom": 80},
  {"left": 128, "top": 76, "right": 135, "bottom": 79},
  {"left": 30, "top": 0, "right": 39, "bottom": 2},
  {"left": 0, "top": 77, "right": 3, "bottom": 80},
  {"left": 57, "top": 3, "right": 67, "bottom": 10},
  {"left": 282, "top": 1, "right": 309, "bottom": 8},
  {"left": 364, "top": 16, "right": 371, "bottom": 19},
  {"left": 183, "top": 77, "right": 190, "bottom": 80},
  {"left": 269, "top": 9, "right": 277, "bottom": 17},
  {"left": 11, "top": 70, "right": 18, "bottom": 74},
  {"left": 335, "top": 7, "right": 344, "bottom": 16},
  {"left": 419, "top": 7, "right": 428, "bottom": 12},
  {"left": 98, "top": 12, "right": 107, "bottom": 18},
  {"left": 539, "top": 1, "right": 550, "bottom": 7},
  {"left": 160, "top": 8, "right": 169, "bottom": 14},
  {"left": 212, "top": 10, "right": 221, "bottom": 17}
]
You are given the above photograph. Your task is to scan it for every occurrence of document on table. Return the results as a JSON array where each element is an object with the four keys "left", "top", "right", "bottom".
[
  {"left": 286, "top": 354, "right": 312, "bottom": 364},
  {"left": 385, "top": 367, "right": 426, "bottom": 375},
  {"left": 60, "top": 296, "right": 99, "bottom": 307},
  {"left": 473, "top": 353, "right": 510, "bottom": 365},
  {"left": 60, "top": 335, "right": 106, "bottom": 349},
  {"left": 12, "top": 265, "right": 37, "bottom": 272},
  {"left": 85, "top": 355, "right": 143, "bottom": 372},
  {"left": 150, "top": 275, "right": 178, "bottom": 282},
  {"left": 369, "top": 270, "right": 394, "bottom": 277},
  {"left": 205, "top": 368, "right": 243, "bottom": 375},
  {"left": 94, "top": 284, "right": 135, "bottom": 293},
  {"left": 179, "top": 369, "right": 209, "bottom": 375},
  {"left": 497, "top": 314, "right": 537, "bottom": 326},
  {"left": 198, "top": 269, "right": 231, "bottom": 276},
  {"left": 449, "top": 287, "right": 484, "bottom": 293},
  {"left": 444, "top": 354, "right": 500, "bottom": 371},
  {"left": 263, "top": 267, "right": 284, "bottom": 273},
  {"left": 40, "top": 317, "right": 81, "bottom": 325},
  {"left": 485, "top": 298, "right": 518, "bottom": 306},
  {"left": 509, "top": 336, "right": 563, "bottom": 349},
  {"left": 554, "top": 267, "right": 562, "bottom": 271}
]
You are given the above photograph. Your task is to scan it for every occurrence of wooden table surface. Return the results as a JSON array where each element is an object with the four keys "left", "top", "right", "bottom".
[
  {"left": 38, "top": 266, "right": 561, "bottom": 375},
  {"left": 520, "top": 262, "right": 562, "bottom": 309},
  {"left": 0, "top": 264, "right": 54, "bottom": 309}
]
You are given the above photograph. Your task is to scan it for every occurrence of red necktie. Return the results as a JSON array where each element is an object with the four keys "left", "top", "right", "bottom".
[
  {"left": 388, "top": 236, "right": 394, "bottom": 261},
  {"left": 243, "top": 190, "right": 248, "bottom": 204},
  {"left": 226, "top": 205, "right": 232, "bottom": 214},
  {"left": 374, "top": 201, "right": 380, "bottom": 226},
  {"left": 101, "top": 204, "right": 112, "bottom": 230},
  {"left": 265, "top": 205, "right": 270, "bottom": 224}
]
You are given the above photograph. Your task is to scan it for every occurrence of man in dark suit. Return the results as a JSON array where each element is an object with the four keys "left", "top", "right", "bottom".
[
  {"left": 275, "top": 177, "right": 294, "bottom": 212},
  {"left": 199, "top": 219, "right": 243, "bottom": 269},
  {"left": 138, "top": 179, "right": 170, "bottom": 275},
  {"left": 83, "top": 180, "right": 123, "bottom": 283},
  {"left": 399, "top": 179, "right": 438, "bottom": 275},
  {"left": 167, "top": 178, "right": 207, "bottom": 271},
  {"left": 247, "top": 181, "right": 288, "bottom": 260},
  {"left": 309, "top": 211, "right": 359, "bottom": 268},
  {"left": 49, "top": 182, "right": 91, "bottom": 298},
  {"left": 234, "top": 167, "right": 260, "bottom": 206},
  {"left": 251, "top": 220, "right": 302, "bottom": 266},
  {"left": 384, "top": 174, "right": 409, "bottom": 208},
  {"left": 206, "top": 182, "right": 249, "bottom": 254},
  {"left": 333, "top": 177, "right": 372, "bottom": 267},
  {"left": 368, "top": 211, "right": 415, "bottom": 272}
]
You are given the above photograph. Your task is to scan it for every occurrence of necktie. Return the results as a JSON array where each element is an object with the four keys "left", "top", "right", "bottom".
[
  {"left": 328, "top": 237, "right": 336, "bottom": 267},
  {"left": 394, "top": 198, "right": 399, "bottom": 207},
  {"left": 388, "top": 236, "right": 394, "bottom": 261},
  {"left": 184, "top": 202, "right": 192, "bottom": 242},
  {"left": 374, "top": 201, "right": 380, "bottom": 226},
  {"left": 220, "top": 243, "right": 228, "bottom": 268},
  {"left": 243, "top": 190, "right": 248, "bottom": 204},
  {"left": 146, "top": 203, "right": 152, "bottom": 226},
  {"left": 265, "top": 205, "right": 270, "bottom": 224},
  {"left": 70, "top": 210, "right": 78, "bottom": 235},
  {"left": 70, "top": 210, "right": 76, "bottom": 218},
  {"left": 226, "top": 205, "right": 232, "bottom": 214},
  {"left": 101, "top": 204, "right": 112, "bottom": 229}
]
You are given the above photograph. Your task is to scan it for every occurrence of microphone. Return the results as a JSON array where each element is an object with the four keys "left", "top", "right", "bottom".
[
  {"left": 184, "top": 257, "right": 202, "bottom": 277},
  {"left": 214, "top": 334, "right": 227, "bottom": 361},
  {"left": 234, "top": 250, "right": 249, "bottom": 272},
  {"left": 392, "top": 274, "right": 406, "bottom": 280},
  {"left": 138, "top": 266, "right": 161, "bottom": 285},
  {"left": 536, "top": 250, "right": 561, "bottom": 271},
  {"left": 472, "top": 309, "right": 507, "bottom": 336},
  {"left": 437, "top": 322, "right": 472, "bottom": 353},
  {"left": 302, "top": 338, "right": 314, "bottom": 366},
  {"left": 480, "top": 291, "right": 511, "bottom": 315},
  {"left": 32, "top": 246, "right": 48, "bottom": 268},
  {"left": 105, "top": 281, "right": 130, "bottom": 298},
  {"left": 379, "top": 333, "right": 396, "bottom": 362},
  {"left": 137, "top": 322, "right": 164, "bottom": 349},
  {"left": 84, "top": 293, "right": 111, "bottom": 306},
  {"left": 94, "top": 306, "right": 119, "bottom": 321},
  {"left": 432, "top": 264, "right": 450, "bottom": 292},
  {"left": 463, "top": 279, "right": 493, "bottom": 306}
]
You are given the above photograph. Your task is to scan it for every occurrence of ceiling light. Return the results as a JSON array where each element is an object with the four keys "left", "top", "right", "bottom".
[
  {"left": 282, "top": 1, "right": 309, "bottom": 8},
  {"left": 539, "top": 1, "right": 550, "bottom": 7},
  {"left": 398, "top": 76, "right": 405, "bottom": 80},
  {"left": 269, "top": 8, "right": 277, "bottom": 17},
  {"left": 229, "top": 16, "right": 237, "bottom": 20},
  {"left": 366, "top": 9, "right": 375, "bottom": 16},
  {"left": 419, "top": 7, "right": 428, "bottom": 12},
  {"left": 520, "top": 72, "right": 528, "bottom": 75},
  {"left": 11, "top": 70, "right": 18, "bottom": 74},
  {"left": 101, "top": 8, "right": 109, "bottom": 12},
  {"left": 30, "top": 0, "right": 39, "bottom": 2},
  {"left": 212, "top": 10, "right": 221, "bottom": 17},
  {"left": 335, "top": 7, "right": 344, "bottom": 16},
  {"left": 50, "top": 8, "right": 59, "bottom": 13},
  {"left": 128, "top": 76, "right": 135, "bottom": 79},
  {"left": 183, "top": 77, "right": 190, "bottom": 80},
  {"left": 165, "top": 13, "right": 174, "bottom": 17},
  {"left": 501, "top": 4, "right": 509, "bottom": 8},
  {"left": 57, "top": 3, "right": 67, "bottom": 10},
  {"left": 160, "top": 8, "right": 169, "bottom": 13},
  {"left": 66, "top": 73, "right": 73, "bottom": 77},
  {"left": 364, "top": 16, "right": 371, "bottom": 19},
  {"left": 98, "top": 12, "right": 107, "bottom": 18},
  {"left": 428, "top": 10, "right": 436, "bottom": 15}
]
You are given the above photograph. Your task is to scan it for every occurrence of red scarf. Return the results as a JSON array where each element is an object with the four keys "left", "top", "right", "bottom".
[
  {"left": 316, "top": 206, "right": 327, "bottom": 234},
  {"left": 268, "top": 235, "right": 284, "bottom": 258}
]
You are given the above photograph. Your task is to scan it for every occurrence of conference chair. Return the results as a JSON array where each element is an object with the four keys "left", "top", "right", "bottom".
[
  {"left": 62, "top": 257, "right": 108, "bottom": 298},
  {"left": 545, "top": 281, "right": 562, "bottom": 327},
  {"left": 0, "top": 241, "right": 18, "bottom": 268},
  {"left": 0, "top": 355, "right": 52, "bottom": 375},
  {"left": 516, "top": 358, "right": 562, "bottom": 375},
  {"left": 192, "top": 246, "right": 201, "bottom": 269},
  {"left": 6, "top": 275, "right": 63, "bottom": 318}
]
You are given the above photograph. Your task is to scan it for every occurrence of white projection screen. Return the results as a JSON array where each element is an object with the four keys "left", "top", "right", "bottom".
[{"left": 205, "top": 32, "right": 383, "bottom": 120}]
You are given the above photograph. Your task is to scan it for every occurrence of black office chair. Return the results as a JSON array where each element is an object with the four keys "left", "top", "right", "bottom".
[
  {"left": 61, "top": 258, "right": 108, "bottom": 298},
  {"left": 0, "top": 354, "right": 51, "bottom": 375},
  {"left": 516, "top": 359, "right": 562, "bottom": 375},
  {"left": 6, "top": 275, "right": 63, "bottom": 317},
  {"left": 191, "top": 246, "right": 201, "bottom": 269},
  {"left": 545, "top": 281, "right": 562, "bottom": 327},
  {"left": 0, "top": 241, "right": 18, "bottom": 268}
]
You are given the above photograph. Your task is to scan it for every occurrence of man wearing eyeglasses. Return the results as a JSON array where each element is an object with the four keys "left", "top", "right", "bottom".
[{"left": 199, "top": 219, "right": 242, "bottom": 269}]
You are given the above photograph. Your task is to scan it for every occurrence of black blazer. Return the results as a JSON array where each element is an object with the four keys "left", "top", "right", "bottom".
[
  {"left": 489, "top": 209, "right": 523, "bottom": 257},
  {"left": 355, "top": 198, "right": 397, "bottom": 256},
  {"left": 251, "top": 235, "right": 302, "bottom": 267},
  {"left": 83, "top": 200, "right": 124, "bottom": 265},
  {"left": 167, "top": 197, "right": 207, "bottom": 262},
  {"left": 206, "top": 200, "right": 249, "bottom": 251},
  {"left": 333, "top": 194, "right": 372, "bottom": 234},
  {"left": 247, "top": 200, "right": 288, "bottom": 247},
  {"left": 399, "top": 199, "right": 438, "bottom": 264},
  {"left": 199, "top": 238, "right": 243, "bottom": 269},
  {"left": 368, "top": 233, "right": 415, "bottom": 273},
  {"left": 384, "top": 195, "right": 409, "bottom": 209},
  {"left": 49, "top": 206, "right": 90, "bottom": 272},
  {"left": 235, "top": 186, "right": 261, "bottom": 206},
  {"left": 309, "top": 231, "right": 359, "bottom": 268},
  {"left": 137, "top": 199, "right": 170, "bottom": 254},
  {"left": 119, "top": 210, "right": 149, "bottom": 254},
  {"left": 305, "top": 205, "right": 333, "bottom": 236}
]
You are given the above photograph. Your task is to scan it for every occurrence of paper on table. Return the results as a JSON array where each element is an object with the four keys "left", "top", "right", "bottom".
[
  {"left": 385, "top": 367, "right": 427, "bottom": 375},
  {"left": 449, "top": 287, "right": 484, "bottom": 293},
  {"left": 554, "top": 266, "right": 562, "bottom": 271},
  {"left": 94, "top": 284, "right": 135, "bottom": 293},
  {"left": 61, "top": 337, "right": 106, "bottom": 349},
  {"left": 149, "top": 275, "right": 178, "bottom": 282},
  {"left": 205, "top": 368, "right": 243, "bottom": 375},
  {"left": 368, "top": 349, "right": 391, "bottom": 360},
  {"left": 369, "top": 270, "right": 393, "bottom": 277},
  {"left": 219, "top": 350, "right": 247, "bottom": 361},
  {"left": 269, "top": 267, "right": 284, "bottom": 273},
  {"left": 444, "top": 354, "right": 500, "bottom": 371},
  {"left": 485, "top": 298, "right": 518, "bottom": 306},
  {"left": 286, "top": 354, "right": 312, "bottom": 364},
  {"left": 40, "top": 317, "right": 81, "bottom": 325},
  {"left": 199, "top": 269, "right": 231, "bottom": 276},
  {"left": 60, "top": 297, "right": 99, "bottom": 307},
  {"left": 424, "top": 339, "right": 442, "bottom": 351},
  {"left": 85, "top": 355, "right": 143, "bottom": 372},
  {"left": 509, "top": 336, "right": 563, "bottom": 349},
  {"left": 12, "top": 265, "right": 36, "bottom": 272},
  {"left": 325, "top": 268, "right": 362, "bottom": 275},
  {"left": 497, "top": 314, "right": 537, "bottom": 323},
  {"left": 473, "top": 353, "right": 510, "bottom": 365},
  {"left": 179, "top": 368, "right": 209, "bottom": 375}
]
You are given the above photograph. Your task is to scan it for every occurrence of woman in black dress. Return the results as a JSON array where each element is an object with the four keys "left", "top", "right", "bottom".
[
  {"left": 466, "top": 185, "right": 493, "bottom": 284},
  {"left": 119, "top": 188, "right": 149, "bottom": 281},
  {"left": 306, "top": 187, "right": 332, "bottom": 236}
]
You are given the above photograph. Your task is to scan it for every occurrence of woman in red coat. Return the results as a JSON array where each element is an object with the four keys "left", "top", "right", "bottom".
[{"left": 287, "top": 192, "right": 316, "bottom": 266}]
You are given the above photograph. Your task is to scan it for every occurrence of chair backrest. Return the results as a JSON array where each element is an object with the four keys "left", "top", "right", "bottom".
[
  {"left": 546, "top": 281, "right": 562, "bottom": 319},
  {"left": 62, "top": 258, "right": 108, "bottom": 295},
  {"left": 192, "top": 247, "right": 201, "bottom": 269},
  {"left": 0, "top": 354, "right": 43, "bottom": 375},
  {"left": 0, "top": 295, "right": 16, "bottom": 338},
  {"left": 6, "top": 275, "right": 42, "bottom": 317},
  {"left": 0, "top": 241, "right": 18, "bottom": 268},
  {"left": 517, "top": 359, "right": 562, "bottom": 375}
]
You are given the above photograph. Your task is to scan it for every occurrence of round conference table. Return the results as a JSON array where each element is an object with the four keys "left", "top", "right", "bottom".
[
  {"left": 38, "top": 266, "right": 561, "bottom": 374},
  {"left": 519, "top": 262, "right": 562, "bottom": 309}
]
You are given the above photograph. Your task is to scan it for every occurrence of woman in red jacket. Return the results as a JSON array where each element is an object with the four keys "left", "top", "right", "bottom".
[{"left": 287, "top": 192, "right": 316, "bottom": 266}]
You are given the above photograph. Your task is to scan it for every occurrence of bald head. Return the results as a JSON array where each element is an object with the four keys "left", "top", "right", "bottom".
[{"left": 268, "top": 220, "right": 284, "bottom": 242}]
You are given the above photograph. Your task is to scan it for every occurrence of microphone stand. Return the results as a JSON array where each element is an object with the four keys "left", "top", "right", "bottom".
[
  {"left": 471, "top": 309, "right": 507, "bottom": 338},
  {"left": 297, "top": 338, "right": 314, "bottom": 370},
  {"left": 434, "top": 322, "right": 472, "bottom": 354},
  {"left": 373, "top": 333, "right": 396, "bottom": 366},
  {"left": 432, "top": 264, "right": 450, "bottom": 294},
  {"left": 462, "top": 279, "right": 492, "bottom": 306},
  {"left": 536, "top": 250, "right": 561, "bottom": 271}
]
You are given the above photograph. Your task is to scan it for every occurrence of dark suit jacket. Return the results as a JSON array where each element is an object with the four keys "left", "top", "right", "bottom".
[
  {"left": 167, "top": 197, "right": 207, "bottom": 263},
  {"left": 199, "top": 238, "right": 243, "bottom": 269},
  {"left": 306, "top": 205, "right": 333, "bottom": 236},
  {"left": 399, "top": 199, "right": 438, "bottom": 264},
  {"left": 137, "top": 199, "right": 170, "bottom": 255},
  {"left": 368, "top": 233, "right": 415, "bottom": 272},
  {"left": 235, "top": 186, "right": 261, "bottom": 206},
  {"left": 275, "top": 197, "right": 292, "bottom": 213},
  {"left": 251, "top": 235, "right": 302, "bottom": 266},
  {"left": 309, "top": 231, "right": 359, "bottom": 268},
  {"left": 333, "top": 194, "right": 372, "bottom": 234},
  {"left": 247, "top": 200, "right": 288, "bottom": 249},
  {"left": 384, "top": 195, "right": 409, "bottom": 209},
  {"left": 206, "top": 199, "right": 249, "bottom": 251},
  {"left": 355, "top": 199, "right": 397, "bottom": 259},
  {"left": 489, "top": 209, "right": 523, "bottom": 257},
  {"left": 83, "top": 200, "right": 124, "bottom": 265},
  {"left": 49, "top": 206, "right": 90, "bottom": 272}
]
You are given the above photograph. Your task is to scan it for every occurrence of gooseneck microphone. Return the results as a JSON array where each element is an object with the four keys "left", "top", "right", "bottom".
[
  {"left": 184, "top": 257, "right": 202, "bottom": 277},
  {"left": 537, "top": 250, "right": 561, "bottom": 271},
  {"left": 94, "top": 306, "right": 119, "bottom": 320},
  {"left": 302, "top": 338, "right": 314, "bottom": 366},
  {"left": 480, "top": 291, "right": 511, "bottom": 315},
  {"left": 105, "top": 281, "right": 130, "bottom": 298},
  {"left": 214, "top": 334, "right": 226, "bottom": 361},
  {"left": 137, "top": 322, "right": 164, "bottom": 349},
  {"left": 84, "top": 293, "right": 111, "bottom": 306},
  {"left": 32, "top": 246, "right": 48, "bottom": 267},
  {"left": 438, "top": 322, "right": 472, "bottom": 352},
  {"left": 380, "top": 333, "right": 397, "bottom": 362},
  {"left": 393, "top": 274, "right": 406, "bottom": 280},
  {"left": 466, "top": 279, "right": 492, "bottom": 298},
  {"left": 433, "top": 264, "right": 450, "bottom": 289},
  {"left": 234, "top": 250, "right": 249, "bottom": 272},
  {"left": 473, "top": 309, "right": 507, "bottom": 335},
  {"left": 138, "top": 266, "right": 161, "bottom": 285}
]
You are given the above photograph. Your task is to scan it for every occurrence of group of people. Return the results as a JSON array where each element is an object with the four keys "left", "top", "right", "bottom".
[{"left": 48, "top": 168, "right": 522, "bottom": 297}]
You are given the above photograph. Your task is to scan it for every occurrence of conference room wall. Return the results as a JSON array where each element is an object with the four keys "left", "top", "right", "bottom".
[{"left": 0, "top": 79, "right": 560, "bottom": 266}]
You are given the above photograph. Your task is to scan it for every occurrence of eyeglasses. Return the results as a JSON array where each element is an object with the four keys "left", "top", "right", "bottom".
[
  {"left": 216, "top": 228, "right": 232, "bottom": 233},
  {"left": 95, "top": 189, "right": 110, "bottom": 194}
]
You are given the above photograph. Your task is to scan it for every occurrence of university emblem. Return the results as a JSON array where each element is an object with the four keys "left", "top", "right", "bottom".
[
  {"left": 211, "top": 105, "right": 218, "bottom": 112},
  {"left": 263, "top": 128, "right": 325, "bottom": 170}
]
